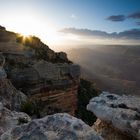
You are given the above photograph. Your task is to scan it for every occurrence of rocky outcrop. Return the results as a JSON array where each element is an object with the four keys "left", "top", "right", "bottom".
[
  {"left": 16, "top": 35, "right": 70, "bottom": 63},
  {"left": 0, "top": 78, "right": 27, "bottom": 111},
  {"left": 0, "top": 53, "right": 27, "bottom": 111},
  {"left": 0, "top": 26, "right": 6, "bottom": 30},
  {"left": 4, "top": 54, "right": 80, "bottom": 116},
  {"left": 0, "top": 102, "right": 31, "bottom": 136},
  {"left": 87, "top": 92, "right": 140, "bottom": 140},
  {"left": 93, "top": 118, "right": 136, "bottom": 140},
  {"left": 0, "top": 27, "right": 80, "bottom": 116},
  {"left": 1, "top": 113, "right": 103, "bottom": 140}
]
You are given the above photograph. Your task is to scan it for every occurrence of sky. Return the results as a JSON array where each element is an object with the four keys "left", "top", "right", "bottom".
[{"left": 0, "top": 0, "right": 140, "bottom": 50}]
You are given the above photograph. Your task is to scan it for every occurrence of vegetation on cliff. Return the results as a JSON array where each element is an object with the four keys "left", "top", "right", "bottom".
[
  {"left": 76, "top": 79, "right": 100, "bottom": 125},
  {"left": 16, "top": 35, "right": 72, "bottom": 63}
]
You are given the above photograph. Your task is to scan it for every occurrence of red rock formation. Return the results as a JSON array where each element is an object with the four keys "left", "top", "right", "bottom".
[{"left": 30, "top": 84, "right": 79, "bottom": 116}]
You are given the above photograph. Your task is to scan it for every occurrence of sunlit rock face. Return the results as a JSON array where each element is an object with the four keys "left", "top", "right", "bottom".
[
  {"left": 0, "top": 27, "right": 80, "bottom": 116},
  {"left": 87, "top": 92, "right": 140, "bottom": 140},
  {"left": 0, "top": 102, "right": 31, "bottom": 137},
  {"left": 1, "top": 113, "right": 103, "bottom": 140}
]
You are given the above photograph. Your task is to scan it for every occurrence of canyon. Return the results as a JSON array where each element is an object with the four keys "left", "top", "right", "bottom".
[{"left": 0, "top": 26, "right": 139, "bottom": 140}]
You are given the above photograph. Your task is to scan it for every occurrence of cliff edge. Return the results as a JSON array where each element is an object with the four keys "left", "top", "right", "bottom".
[
  {"left": 87, "top": 92, "right": 140, "bottom": 140},
  {"left": 0, "top": 26, "right": 80, "bottom": 117}
]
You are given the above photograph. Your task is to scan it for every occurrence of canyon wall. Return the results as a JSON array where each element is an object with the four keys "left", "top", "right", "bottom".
[{"left": 0, "top": 26, "right": 80, "bottom": 116}]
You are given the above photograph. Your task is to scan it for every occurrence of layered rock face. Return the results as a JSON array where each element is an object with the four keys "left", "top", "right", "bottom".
[
  {"left": 1, "top": 113, "right": 103, "bottom": 140},
  {"left": 87, "top": 92, "right": 140, "bottom": 140},
  {"left": 0, "top": 27, "right": 80, "bottom": 116}
]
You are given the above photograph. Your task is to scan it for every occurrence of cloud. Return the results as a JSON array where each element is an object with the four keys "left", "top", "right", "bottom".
[
  {"left": 60, "top": 28, "right": 140, "bottom": 40},
  {"left": 136, "top": 21, "right": 140, "bottom": 25},
  {"left": 106, "top": 15, "right": 126, "bottom": 22},
  {"left": 118, "top": 29, "right": 140, "bottom": 39},
  {"left": 106, "top": 12, "right": 140, "bottom": 22},
  {"left": 70, "top": 14, "right": 77, "bottom": 19},
  {"left": 128, "top": 11, "right": 140, "bottom": 19}
]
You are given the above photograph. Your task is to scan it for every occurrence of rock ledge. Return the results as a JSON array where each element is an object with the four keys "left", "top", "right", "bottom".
[
  {"left": 1, "top": 113, "right": 103, "bottom": 140},
  {"left": 87, "top": 92, "right": 140, "bottom": 140}
]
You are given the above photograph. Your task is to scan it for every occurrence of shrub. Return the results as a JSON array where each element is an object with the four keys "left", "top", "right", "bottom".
[
  {"left": 76, "top": 79, "right": 100, "bottom": 125},
  {"left": 20, "top": 100, "right": 41, "bottom": 118},
  {"left": 20, "top": 101, "right": 35, "bottom": 115}
]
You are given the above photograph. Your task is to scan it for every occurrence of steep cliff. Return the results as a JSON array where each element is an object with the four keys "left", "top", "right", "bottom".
[
  {"left": 0, "top": 53, "right": 27, "bottom": 111},
  {"left": 0, "top": 26, "right": 80, "bottom": 117}
]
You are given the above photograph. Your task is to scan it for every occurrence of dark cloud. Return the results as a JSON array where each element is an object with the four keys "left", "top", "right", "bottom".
[
  {"left": 60, "top": 28, "right": 140, "bottom": 40},
  {"left": 118, "top": 29, "right": 140, "bottom": 39},
  {"left": 106, "top": 15, "right": 126, "bottom": 22},
  {"left": 128, "top": 11, "right": 140, "bottom": 19},
  {"left": 136, "top": 21, "right": 140, "bottom": 25}
]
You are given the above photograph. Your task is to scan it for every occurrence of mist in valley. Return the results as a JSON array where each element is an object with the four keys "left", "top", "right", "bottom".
[{"left": 63, "top": 45, "right": 140, "bottom": 95}]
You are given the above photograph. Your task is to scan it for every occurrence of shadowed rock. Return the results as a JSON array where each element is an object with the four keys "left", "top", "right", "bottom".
[{"left": 0, "top": 54, "right": 27, "bottom": 111}]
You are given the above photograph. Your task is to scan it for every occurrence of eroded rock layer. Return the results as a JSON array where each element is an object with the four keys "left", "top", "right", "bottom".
[{"left": 0, "top": 27, "right": 80, "bottom": 116}]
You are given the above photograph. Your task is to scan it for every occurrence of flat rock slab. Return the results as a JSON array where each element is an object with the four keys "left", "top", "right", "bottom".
[
  {"left": 87, "top": 92, "right": 140, "bottom": 140},
  {"left": 1, "top": 113, "right": 103, "bottom": 140}
]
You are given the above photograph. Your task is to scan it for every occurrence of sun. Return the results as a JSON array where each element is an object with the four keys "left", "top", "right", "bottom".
[
  {"left": 1, "top": 11, "right": 73, "bottom": 49},
  {"left": 20, "top": 31, "right": 31, "bottom": 37},
  {"left": 1, "top": 11, "right": 61, "bottom": 45}
]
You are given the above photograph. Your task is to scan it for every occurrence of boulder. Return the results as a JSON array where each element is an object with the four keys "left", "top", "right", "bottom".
[
  {"left": 87, "top": 92, "right": 140, "bottom": 139},
  {"left": 0, "top": 78, "right": 27, "bottom": 111},
  {"left": 0, "top": 102, "right": 31, "bottom": 136},
  {"left": 93, "top": 118, "right": 136, "bottom": 140},
  {"left": 1, "top": 113, "right": 103, "bottom": 140}
]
